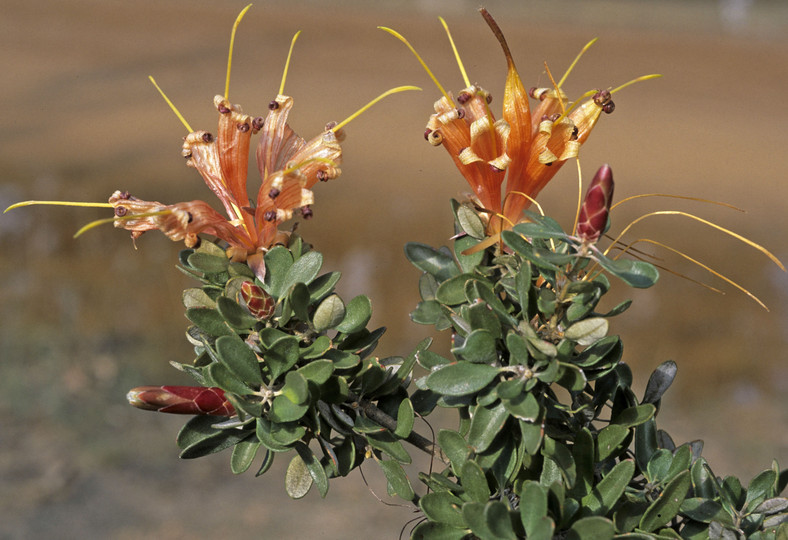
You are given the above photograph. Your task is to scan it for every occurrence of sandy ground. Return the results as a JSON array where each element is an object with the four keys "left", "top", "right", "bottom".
[{"left": 1, "top": 0, "right": 787, "bottom": 537}]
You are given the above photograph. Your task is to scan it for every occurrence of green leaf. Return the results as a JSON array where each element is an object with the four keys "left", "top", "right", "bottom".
[
  {"left": 420, "top": 492, "right": 466, "bottom": 526},
  {"left": 556, "top": 363, "right": 587, "bottom": 392},
  {"left": 281, "top": 251, "right": 323, "bottom": 297},
  {"left": 460, "top": 460, "right": 490, "bottom": 503},
  {"left": 312, "top": 294, "right": 345, "bottom": 332},
  {"left": 463, "top": 502, "right": 496, "bottom": 540},
  {"left": 457, "top": 204, "right": 486, "bottom": 239},
  {"left": 485, "top": 501, "right": 517, "bottom": 540},
  {"left": 186, "top": 308, "right": 233, "bottom": 337},
  {"left": 394, "top": 398, "right": 415, "bottom": 438},
  {"left": 580, "top": 459, "right": 636, "bottom": 518},
  {"left": 269, "top": 394, "right": 309, "bottom": 422},
  {"left": 366, "top": 431, "right": 412, "bottom": 464},
  {"left": 256, "top": 418, "right": 293, "bottom": 452},
  {"left": 436, "top": 273, "right": 475, "bottom": 305},
  {"left": 680, "top": 498, "right": 727, "bottom": 523},
  {"left": 502, "top": 392, "right": 540, "bottom": 422},
  {"left": 177, "top": 416, "right": 252, "bottom": 459},
  {"left": 642, "top": 360, "right": 678, "bottom": 404},
  {"left": 410, "top": 521, "right": 469, "bottom": 540},
  {"left": 635, "top": 418, "right": 658, "bottom": 473},
  {"left": 454, "top": 235, "right": 486, "bottom": 274},
  {"left": 265, "top": 336, "right": 300, "bottom": 382},
  {"left": 613, "top": 404, "right": 656, "bottom": 429},
  {"left": 543, "top": 436, "right": 576, "bottom": 489},
  {"left": 216, "top": 295, "right": 258, "bottom": 330},
  {"left": 294, "top": 442, "right": 329, "bottom": 498},
  {"left": 566, "top": 516, "right": 615, "bottom": 540},
  {"left": 187, "top": 251, "right": 230, "bottom": 274},
  {"left": 691, "top": 458, "right": 717, "bottom": 499},
  {"left": 411, "top": 299, "right": 446, "bottom": 325},
  {"left": 263, "top": 246, "right": 294, "bottom": 298},
  {"left": 230, "top": 437, "right": 261, "bottom": 474},
  {"left": 296, "top": 359, "right": 334, "bottom": 385},
  {"left": 281, "top": 371, "right": 310, "bottom": 405},
  {"left": 404, "top": 242, "right": 460, "bottom": 282},
  {"left": 451, "top": 329, "right": 497, "bottom": 363},
  {"left": 336, "top": 294, "right": 372, "bottom": 333},
  {"left": 307, "top": 271, "right": 341, "bottom": 303},
  {"left": 468, "top": 401, "right": 509, "bottom": 453},
  {"left": 594, "top": 255, "right": 659, "bottom": 289},
  {"left": 746, "top": 469, "right": 778, "bottom": 511},
  {"left": 640, "top": 470, "right": 691, "bottom": 532},
  {"left": 289, "top": 282, "right": 311, "bottom": 322},
  {"left": 379, "top": 459, "right": 415, "bottom": 501},
  {"left": 438, "top": 430, "right": 471, "bottom": 474},
  {"left": 285, "top": 452, "right": 313, "bottom": 499},
  {"left": 596, "top": 424, "right": 630, "bottom": 462},
  {"left": 269, "top": 421, "right": 307, "bottom": 446},
  {"left": 183, "top": 287, "right": 217, "bottom": 309},
  {"left": 425, "top": 363, "right": 500, "bottom": 397},
  {"left": 216, "top": 333, "right": 262, "bottom": 385},
  {"left": 572, "top": 428, "right": 595, "bottom": 498},
  {"left": 564, "top": 317, "right": 608, "bottom": 346},
  {"left": 519, "top": 481, "right": 549, "bottom": 537},
  {"left": 207, "top": 362, "right": 254, "bottom": 396}
]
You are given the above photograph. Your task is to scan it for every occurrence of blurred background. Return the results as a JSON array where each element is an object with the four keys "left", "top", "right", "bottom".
[{"left": 2, "top": 0, "right": 787, "bottom": 537}]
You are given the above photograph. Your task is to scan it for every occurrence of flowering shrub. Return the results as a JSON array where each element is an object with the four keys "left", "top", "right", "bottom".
[{"left": 6, "top": 6, "right": 787, "bottom": 540}]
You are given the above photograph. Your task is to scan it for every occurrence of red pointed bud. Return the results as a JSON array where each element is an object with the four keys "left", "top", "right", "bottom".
[
  {"left": 127, "top": 385, "right": 235, "bottom": 416},
  {"left": 240, "top": 280, "right": 275, "bottom": 319},
  {"left": 576, "top": 164, "right": 614, "bottom": 243}
]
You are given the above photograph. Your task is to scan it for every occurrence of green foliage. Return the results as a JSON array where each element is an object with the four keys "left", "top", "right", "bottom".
[{"left": 161, "top": 203, "right": 786, "bottom": 538}]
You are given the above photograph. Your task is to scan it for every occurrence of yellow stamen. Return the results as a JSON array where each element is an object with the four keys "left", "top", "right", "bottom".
[
  {"left": 378, "top": 26, "right": 451, "bottom": 104},
  {"left": 557, "top": 38, "right": 598, "bottom": 88},
  {"left": 149, "top": 76, "right": 193, "bottom": 132},
  {"left": 331, "top": 86, "right": 421, "bottom": 133},
  {"left": 611, "top": 193, "right": 744, "bottom": 212},
  {"left": 604, "top": 210, "right": 786, "bottom": 271},
  {"left": 461, "top": 232, "right": 500, "bottom": 255},
  {"left": 624, "top": 238, "right": 770, "bottom": 310},
  {"left": 505, "top": 190, "right": 546, "bottom": 217},
  {"left": 4, "top": 200, "right": 113, "bottom": 213},
  {"left": 611, "top": 74, "right": 662, "bottom": 94},
  {"left": 439, "top": 17, "right": 471, "bottom": 89},
  {"left": 543, "top": 62, "right": 566, "bottom": 116},
  {"left": 73, "top": 210, "right": 173, "bottom": 238},
  {"left": 282, "top": 156, "right": 336, "bottom": 176},
  {"left": 225, "top": 4, "right": 253, "bottom": 100},
  {"left": 572, "top": 160, "right": 583, "bottom": 236},
  {"left": 279, "top": 30, "right": 301, "bottom": 96}
]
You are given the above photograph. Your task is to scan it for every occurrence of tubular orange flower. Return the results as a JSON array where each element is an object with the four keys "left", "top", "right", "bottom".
[
  {"left": 387, "top": 9, "right": 658, "bottom": 240},
  {"left": 6, "top": 7, "right": 419, "bottom": 281}
]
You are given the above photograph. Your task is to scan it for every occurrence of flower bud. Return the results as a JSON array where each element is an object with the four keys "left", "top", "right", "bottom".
[
  {"left": 240, "top": 280, "right": 275, "bottom": 319},
  {"left": 127, "top": 385, "right": 235, "bottom": 416},
  {"left": 576, "top": 164, "right": 614, "bottom": 243}
]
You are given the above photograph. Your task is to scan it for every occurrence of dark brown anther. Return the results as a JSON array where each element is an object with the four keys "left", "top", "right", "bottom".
[
  {"left": 324, "top": 121, "right": 338, "bottom": 131},
  {"left": 457, "top": 91, "right": 471, "bottom": 104},
  {"left": 186, "top": 212, "right": 194, "bottom": 223},
  {"left": 485, "top": 94, "right": 493, "bottom": 104},
  {"left": 119, "top": 191, "right": 131, "bottom": 200},
  {"left": 427, "top": 130, "right": 443, "bottom": 146},
  {"left": 268, "top": 188, "right": 280, "bottom": 199},
  {"left": 237, "top": 122, "right": 250, "bottom": 133},
  {"left": 263, "top": 210, "right": 277, "bottom": 222},
  {"left": 268, "top": 100, "right": 279, "bottom": 110},
  {"left": 424, "top": 128, "right": 432, "bottom": 141},
  {"left": 549, "top": 113, "right": 561, "bottom": 122},
  {"left": 570, "top": 127, "right": 579, "bottom": 140},
  {"left": 490, "top": 164, "right": 504, "bottom": 173},
  {"left": 528, "top": 87, "right": 538, "bottom": 98},
  {"left": 456, "top": 108, "right": 465, "bottom": 119},
  {"left": 202, "top": 133, "right": 214, "bottom": 143},
  {"left": 218, "top": 104, "right": 231, "bottom": 114},
  {"left": 301, "top": 205, "right": 313, "bottom": 219},
  {"left": 252, "top": 116, "right": 264, "bottom": 131},
  {"left": 602, "top": 101, "right": 615, "bottom": 114},
  {"left": 316, "top": 170, "right": 329, "bottom": 182},
  {"left": 114, "top": 206, "right": 128, "bottom": 217}
]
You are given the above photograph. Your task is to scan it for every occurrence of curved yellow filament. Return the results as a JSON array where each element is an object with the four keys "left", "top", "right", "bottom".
[
  {"left": 225, "top": 4, "right": 253, "bottom": 100},
  {"left": 439, "top": 17, "right": 471, "bottom": 88},
  {"left": 332, "top": 86, "right": 421, "bottom": 133},
  {"left": 378, "top": 26, "right": 451, "bottom": 104},
  {"left": 610, "top": 74, "right": 662, "bottom": 94},
  {"left": 73, "top": 210, "right": 173, "bottom": 238},
  {"left": 604, "top": 210, "right": 785, "bottom": 271},
  {"left": 149, "top": 76, "right": 193, "bottom": 132},
  {"left": 610, "top": 193, "right": 743, "bottom": 212},
  {"left": 557, "top": 38, "right": 598, "bottom": 88},
  {"left": 4, "top": 200, "right": 113, "bottom": 213},
  {"left": 279, "top": 30, "right": 302, "bottom": 96}
]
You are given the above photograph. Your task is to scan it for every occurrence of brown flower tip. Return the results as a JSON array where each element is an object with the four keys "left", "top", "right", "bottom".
[
  {"left": 127, "top": 385, "right": 235, "bottom": 416},
  {"left": 576, "top": 164, "right": 614, "bottom": 243}
]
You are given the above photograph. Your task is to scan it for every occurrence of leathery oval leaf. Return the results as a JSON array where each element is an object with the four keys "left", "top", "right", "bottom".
[
  {"left": 296, "top": 359, "right": 334, "bottom": 385},
  {"left": 281, "top": 371, "right": 310, "bottom": 405},
  {"left": 230, "top": 437, "right": 261, "bottom": 475},
  {"left": 394, "top": 398, "right": 415, "bottom": 439},
  {"left": 281, "top": 251, "right": 323, "bottom": 298},
  {"left": 404, "top": 242, "right": 460, "bottom": 282},
  {"left": 419, "top": 492, "right": 466, "bottom": 526},
  {"left": 216, "top": 333, "right": 262, "bottom": 385},
  {"left": 269, "top": 394, "right": 309, "bottom": 422},
  {"left": 336, "top": 294, "right": 372, "bottom": 334},
  {"left": 263, "top": 245, "right": 294, "bottom": 297},
  {"left": 424, "top": 363, "right": 500, "bottom": 397},
  {"left": 467, "top": 401, "right": 509, "bottom": 453},
  {"left": 450, "top": 329, "right": 497, "bottom": 363},
  {"left": 294, "top": 442, "right": 329, "bottom": 498},
  {"left": 436, "top": 273, "right": 475, "bottom": 306},
  {"left": 313, "top": 294, "right": 345, "bottom": 332},
  {"left": 285, "top": 453, "right": 314, "bottom": 499},
  {"left": 461, "top": 460, "right": 491, "bottom": 503},
  {"left": 378, "top": 459, "right": 416, "bottom": 501},
  {"left": 564, "top": 317, "right": 608, "bottom": 346}
]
